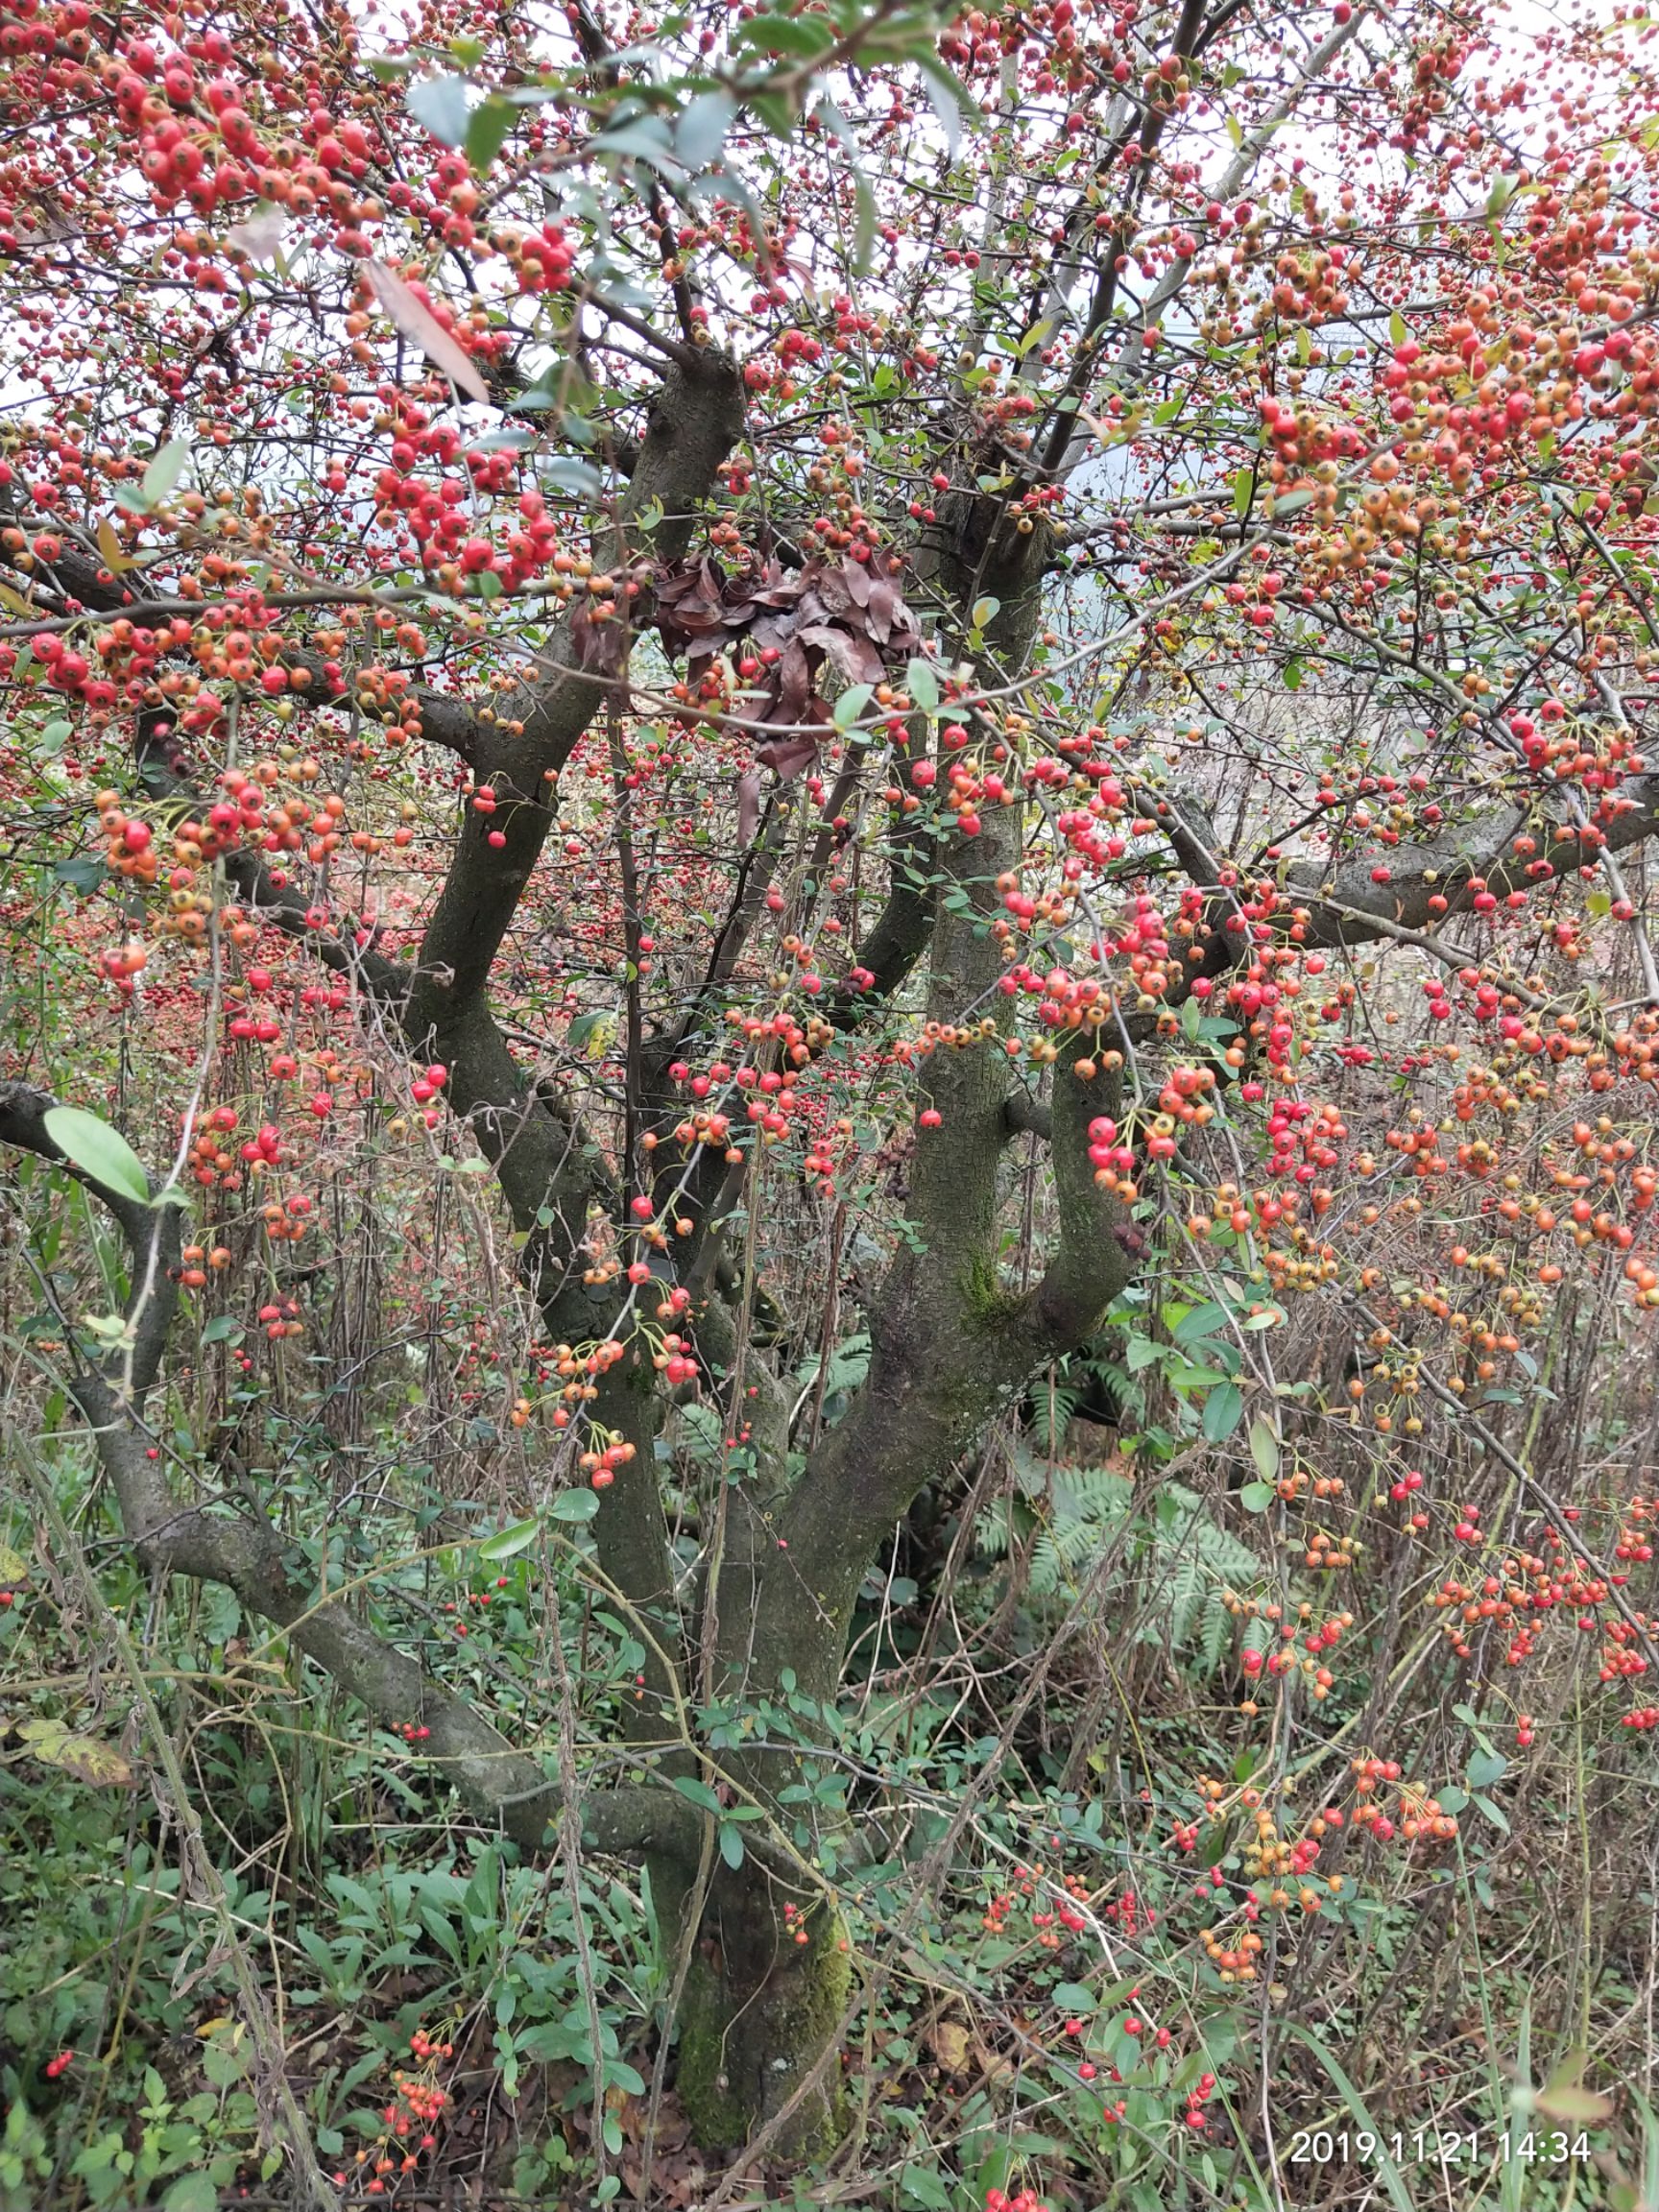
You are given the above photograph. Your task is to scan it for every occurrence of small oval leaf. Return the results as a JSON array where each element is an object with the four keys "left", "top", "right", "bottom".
[
  {"left": 141, "top": 437, "right": 190, "bottom": 508},
  {"left": 675, "top": 90, "right": 734, "bottom": 171},
  {"left": 407, "top": 74, "right": 471, "bottom": 150},
  {"left": 549, "top": 1489, "right": 601, "bottom": 1524},
  {"left": 1248, "top": 1417, "right": 1279, "bottom": 1482},
  {"left": 480, "top": 1517, "right": 539, "bottom": 1561}
]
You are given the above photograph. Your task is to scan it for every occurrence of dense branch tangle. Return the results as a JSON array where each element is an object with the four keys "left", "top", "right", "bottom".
[{"left": 4, "top": 0, "right": 1659, "bottom": 2168}]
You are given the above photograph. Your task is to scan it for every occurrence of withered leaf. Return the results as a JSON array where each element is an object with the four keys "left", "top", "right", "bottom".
[
  {"left": 362, "top": 259, "right": 491, "bottom": 406},
  {"left": 926, "top": 2020, "right": 972, "bottom": 2074},
  {"left": 736, "top": 768, "right": 761, "bottom": 846},
  {"left": 16, "top": 1716, "right": 134, "bottom": 1787},
  {"left": 800, "top": 623, "right": 883, "bottom": 685},
  {"left": 755, "top": 733, "right": 819, "bottom": 780}
]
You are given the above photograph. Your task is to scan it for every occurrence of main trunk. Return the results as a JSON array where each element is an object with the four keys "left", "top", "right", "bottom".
[
  {"left": 676, "top": 1872, "right": 851, "bottom": 2152},
  {"left": 666, "top": 1522, "right": 856, "bottom": 2153},
  {"left": 655, "top": 502, "right": 1059, "bottom": 2155}
]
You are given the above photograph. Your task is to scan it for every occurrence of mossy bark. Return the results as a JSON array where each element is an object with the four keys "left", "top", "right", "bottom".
[{"left": 676, "top": 1879, "right": 852, "bottom": 2153}]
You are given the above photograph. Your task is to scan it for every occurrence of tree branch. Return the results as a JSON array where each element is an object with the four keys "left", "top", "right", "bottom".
[
  {"left": 0, "top": 1080, "right": 701, "bottom": 1866},
  {"left": 402, "top": 349, "right": 746, "bottom": 1040}
]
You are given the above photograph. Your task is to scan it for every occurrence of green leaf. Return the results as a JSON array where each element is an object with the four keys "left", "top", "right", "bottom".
[
  {"left": 465, "top": 96, "right": 517, "bottom": 176},
  {"left": 541, "top": 457, "right": 605, "bottom": 498},
  {"left": 549, "top": 1489, "right": 601, "bottom": 1524},
  {"left": 899, "top": 2164, "right": 955, "bottom": 2212},
  {"left": 1238, "top": 1480, "right": 1274, "bottom": 1513},
  {"left": 906, "top": 657, "right": 939, "bottom": 712},
  {"left": 53, "top": 856, "right": 107, "bottom": 895},
  {"left": 717, "top": 1820, "right": 745, "bottom": 1870},
  {"left": 1233, "top": 468, "right": 1252, "bottom": 518},
  {"left": 1201, "top": 1382, "right": 1244, "bottom": 1442},
  {"left": 971, "top": 595, "right": 999, "bottom": 632},
  {"left": 734, "top": 12, "right": 835, "bottom": 57},
  {"left": 1466, "top": 1747, "right": 1508, "bottom": 1791},
  {"left": 833, "top": 684, "right": 874, "bottom": 731},
  {"left": 201, "top": 1315, "right": 243, "bottom": 1347},
  {"left": 915, "top": 55, "right": 962, "bottom": 153},
  {"left": 1389, "top": 308, "right": 1408, "bottom": 348},
  {"left": 1486, "top": 170, "right": 1519, "bottom": 222},
  {"left": 1248, "top": 1417, "right": 1279, "bottom": 1481},
  {"left": 853, "top": 171, "right": 876, "bottom": 275},
  {"left": 42, "top": 1105, "right": 151, "bottom": 1205},
  {"left": 1472, "top": 1791, "right": 1510, "bottom": 1833},
  {"left": 592, "top": 117, "right": 676, "bottom": 169},
  {"left": 408, "top": 74, "right": 471, "bottom": 149},
  {"left": 750, "top": 86, "right": 798, "bottom": 138},
  {"left": 670, "top": 1775, "right": 723, "bottom": 1815},
  {"left": 162, "top": 2176, "right": 220, "bottom": 2212},
  {"left": 915, "top": 52, "right": 981, "bottom": 148},
  {"left": 1173, "top": 1300, "right": 1229, "bottom": 1347},
  {"left": 142, "top": 438, "right": 189, "bottom": 508},
  {"left": 675, "top": 90, "right": 734, "bottom": 170},
  {"left": 480, "top": 1517, "right": 539, "bottom": 1560}
]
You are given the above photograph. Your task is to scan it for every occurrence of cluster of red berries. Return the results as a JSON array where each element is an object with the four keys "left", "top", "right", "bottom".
[
  {"left": 440, "top": 1578, "right": 510, "bottom": 1638},
  {"left": 580, "top": 1433, "right": 636, "bottom": 1489},
  {"left": 43, "top": 2050, "right": 72, "bottom": 2080},
  {"left": 1181, "top": 2074, "right": 1220, "bottom": 2129},
  {"left": 1054, "top": 1992, "right": 1219, "bottom": 2137},
  {"left": 408, "top": 1063, "right": 447, "bottom": 1115},
  {"left": 255, "top": 1295, "right": 303, "bottom": 1341},
  {"left": 333, "top": 2033, "right": 452, "bottom": 2194},
  {"left": 980, "top": 1860, "right": 1094, "bottom": 1943}
]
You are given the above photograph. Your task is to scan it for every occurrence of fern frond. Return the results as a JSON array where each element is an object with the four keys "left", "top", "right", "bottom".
[
  {"left": 1197, "top": 1594, "right": 1229, "bottom": 1678},
  {"left": 974, "top": 1506, "right": 1013, "bottom": 1560}
]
